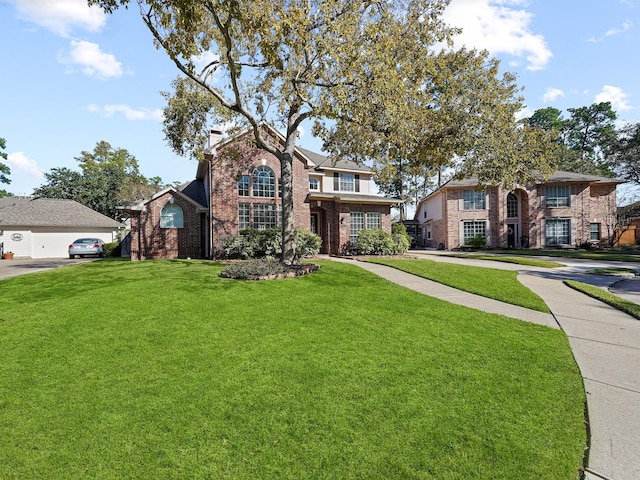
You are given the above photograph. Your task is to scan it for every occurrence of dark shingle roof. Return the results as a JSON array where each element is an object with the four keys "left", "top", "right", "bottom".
[
  {"left": 178, "top": 179, "right": 207, "bottom": 207},
  {"left": 297, "top": 147, "right": 371, "bottom": 173},
  {"left": 0, "top": 197, "right": 123, "bottom": 228},
  {"left": 442, "top": 170, "right": 624, "bottom": 188}
]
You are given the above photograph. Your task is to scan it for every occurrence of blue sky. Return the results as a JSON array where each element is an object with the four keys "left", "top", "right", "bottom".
[{"left": 1, "top": 0, "right": 639, "bottom": 200}]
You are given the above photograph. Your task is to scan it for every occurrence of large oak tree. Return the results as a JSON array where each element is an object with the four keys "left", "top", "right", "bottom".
[{"left": 90, "top": 0, "right": 556, "bottom": 263}]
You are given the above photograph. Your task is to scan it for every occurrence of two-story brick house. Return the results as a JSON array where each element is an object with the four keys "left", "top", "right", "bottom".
[
  {"left": 121, "top": 124, "right": 399, "bottom": 259},
  {"left": 413, "top": 171, "right": 624, "bottom": 249}
]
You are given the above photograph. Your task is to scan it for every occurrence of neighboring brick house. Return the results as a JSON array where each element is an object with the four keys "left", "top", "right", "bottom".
[
  {"left": 413, "top": 171, "right": 624, "bottom": 250},
  {"left": 121, "top": 124, "right": 399, "bottom": 259}
]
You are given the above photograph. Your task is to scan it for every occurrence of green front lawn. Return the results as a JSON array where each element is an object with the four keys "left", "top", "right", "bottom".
[
  {"left": 447, "top": 254, "right": 565, "bottom": 268},
  {"left": 0, "top": 259, "right": 584, "bottom": 479},
  {"left": 368, "top": 257, "right": 550, "bottom": 312}
]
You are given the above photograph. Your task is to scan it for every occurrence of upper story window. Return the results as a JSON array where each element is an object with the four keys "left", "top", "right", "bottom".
[
  {"left": 160, "top": 204, "right": 183, "bottom": 228},
  {"left": 252, "top": 166, "right": 275, "bottom": 198},
  {"left": 309, "top": 178, "right": 319, "bottom": 190},
  {"left": 238, "top": 175, "right": 250, "bottom": 196},
  {"left": 546, "top": 185, "right": 570, "bottom": 207},
  {"left": 463, "top": 190, "right": 486, "bottom": 210},
  {"left": 334, "top": 172, "right": 360, "bottom": 192}
]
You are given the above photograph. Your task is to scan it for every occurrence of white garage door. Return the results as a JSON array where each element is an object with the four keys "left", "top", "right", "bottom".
[
  {"left": 31, "top": 231, "right": 115, "bottom": 259},
  {"left": 1, "top": 230, "right": 31, "bottom": 257}
]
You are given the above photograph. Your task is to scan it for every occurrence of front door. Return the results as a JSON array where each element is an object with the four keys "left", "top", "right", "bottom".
[
  {"left": 507, "top": 223, "right": 518, "bottom": 248},
  {"left": 310, "top": 213, "right": 319, "bottom": 235}
]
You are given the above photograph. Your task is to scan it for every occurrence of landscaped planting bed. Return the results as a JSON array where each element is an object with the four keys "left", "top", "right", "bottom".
[{"left": 0, "top": 259, "right": 585, "bottom": 479}]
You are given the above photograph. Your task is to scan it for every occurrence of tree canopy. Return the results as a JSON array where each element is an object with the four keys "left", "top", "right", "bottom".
[
  {"left": 611, "top": 121, "right": 640, "bottom": 184},
  {"left": 0, "top": 137, "right": 11, "bottom": 198},
  {"left": 33, "top": 141, "right": 165, "bottom": 220},
  {"left": 523, "top": 102, "right": 618, "bottom": 177},
  {"left": 89, "top": 0, "right": 558, "bottom": 261}
]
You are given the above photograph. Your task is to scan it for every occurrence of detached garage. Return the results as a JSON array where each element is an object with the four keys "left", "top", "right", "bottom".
[{"left": 0, "top": 197, "right": 123, "bottom": 259}]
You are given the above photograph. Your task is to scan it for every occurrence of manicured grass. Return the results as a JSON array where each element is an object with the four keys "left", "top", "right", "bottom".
[
  {"left": 368, "top": 257, "right": 550, "bottom": 313},
  {"left": 447, "top": 253, "right": 565, "bottom": 268},
  {"left": 584, "top": 267, "right": 637, "bottom": 275},
  {"left": 0, "top": 259, "right": 585, "bottom": 479},
  {"left": 487, "top": 249, "right": 640, "bottom": 262},
  {"left": 565, "top": 280, "right": 640, "bottom": 320}
]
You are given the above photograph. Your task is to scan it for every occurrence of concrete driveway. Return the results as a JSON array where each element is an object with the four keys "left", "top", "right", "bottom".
[{"left": 0, "top": 257, "right": 98, "bottom": 280}]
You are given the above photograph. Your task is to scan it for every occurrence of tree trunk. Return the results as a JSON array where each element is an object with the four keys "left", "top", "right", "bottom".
[{"left": 280, "top": 151, "right": 297, "bottom": 265}]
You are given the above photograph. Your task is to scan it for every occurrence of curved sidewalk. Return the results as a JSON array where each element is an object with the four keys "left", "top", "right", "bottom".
[{"left": 330, "top": 255, "right": 640, "bottom": 480}]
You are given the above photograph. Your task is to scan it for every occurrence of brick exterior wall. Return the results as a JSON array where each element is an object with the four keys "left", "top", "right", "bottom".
[
  {"left": 208, "top": 133, "right": 311, "bottom": 256},
  {"left": 130, "top": 191, "right": 204, "bottom": 260},
  {"left": 423, "top": 181, "right": 617, "bottom": 249}
]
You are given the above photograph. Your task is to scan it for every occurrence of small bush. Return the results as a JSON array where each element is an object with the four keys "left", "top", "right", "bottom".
[
  {"left": 392, "top": 233, "right": 410, "bottom": 254},
  {"left": 392, "top": 223, "right": 413, "bottom": 249},
  {"left": 466, "top": 234, "right": 487, "bottom": 249},
  {"left": 295, "top": 229, "right": 322, "bottom": 260},
  {"left": 103, "top": 242, "right": 120, "bottom": 257}
]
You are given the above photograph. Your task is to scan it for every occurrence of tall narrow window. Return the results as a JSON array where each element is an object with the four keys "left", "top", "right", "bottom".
[
  {"left": 238, "top": 175, "right": 250, "bottom": 196},
  {"left": 252, "top": 166, "right": 275, "bottom": 197},
  {"left": 238, "top": 202, "right": 250, "bottom": 230},
  {"left": 350, "top": 212, "right": 365, "bottom": 241},
  {"left": 507, "top": 192, "right": 518, "bottom": 218},
  {"left": 590, "top": 223, "right": 601, "bottom": 241},
  {"left": 463, "top": 190, "right": 486, "bottom": 210},
  {"left": 160, "top": 204, "right": 184, "bottom": 228}
]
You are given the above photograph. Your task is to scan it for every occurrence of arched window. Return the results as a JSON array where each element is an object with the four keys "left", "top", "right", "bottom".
[
  {"left": 160, "top": 204, "right": 184, "bottom": 228},
  {"left": 507, "top": 192, "right": 518, "bottom": 218},
  {"left": 252, "top": 166, "right": 275, "bottom": 197}
]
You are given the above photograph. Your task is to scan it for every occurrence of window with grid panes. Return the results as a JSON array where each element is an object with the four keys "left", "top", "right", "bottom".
[
  {"left": 350, "top": 212, "right": 365, "bottom": 241},
  {"left": 590, "top": 223, "right": 601, "bottom": 241},
  {"left": 238, "top": 175, "right": 249, "bottom": 196},
  {"left": 252, "top": 166, "right": 275, "bottom": 197},
  {"left": 366, "top": 212, "right": 381, "bottom": 230},
  {"left": 546, "top": 218, "right": 570, "bottom": 245},
  {"left": 545, "top": 185, "right": 570, "bottom": 207},
  {"left": 463, "top": 220, "right": 486, "bottom": 243},
  {"left": 463, "top": 190, "right": 485, "bottom": 210},
  {"left": 238, "top": 202, "right": 250, "bottom": 230},
  {"left": 253, "top": 203, "right": 277, "bottom": 229}
]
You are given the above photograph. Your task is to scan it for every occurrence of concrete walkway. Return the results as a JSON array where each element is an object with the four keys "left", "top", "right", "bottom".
[{"left": 331, "top": 253, "right": 640, "bottom": 480}]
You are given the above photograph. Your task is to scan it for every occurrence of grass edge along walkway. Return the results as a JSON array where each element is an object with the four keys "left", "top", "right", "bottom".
[
  {"left": 0, "top": 259, "right": 584, "bottom": 479},
  {"left": 565, "top": 280, "right": 640, "bottom": 320},
  {"left": 367, "top": 257, "right": 550, "bottom": 313},
  {"left": 446, "top": 253, "right": 565, "bottom": 268}
]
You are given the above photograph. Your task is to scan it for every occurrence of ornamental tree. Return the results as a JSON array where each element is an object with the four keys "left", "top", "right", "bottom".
[{"left": 89, "top": 0, "right": 458, "bottom": 265}]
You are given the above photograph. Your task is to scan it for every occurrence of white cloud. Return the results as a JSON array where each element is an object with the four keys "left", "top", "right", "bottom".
[
  {"left": 87, "top": 104, "right": 164, "bottom": 121},
  {"left": 10, "top": 0, "right": 106, "bottom": 37},
  {"left": 443, "top": 0, "right": 552, "bottom": 71},
  {"left": 543, "top": 87, "right": 565, "bottom": 103},
  {"left": 605, "top": 20, "right": 634, "bottom": 37},
  {"left": 6, "top": 152, "right": 45, "bottom": 179},
  {"left": 595, "top": 85, "right": 632, "bottom": 111},
  {"left": 58, "top": 40, "right": 123, "bottom": 80}
]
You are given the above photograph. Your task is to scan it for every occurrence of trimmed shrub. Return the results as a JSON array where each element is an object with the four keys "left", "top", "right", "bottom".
[
  {"left": 295, "top": 228, "right": 322, "bottom": 260},
  {"left": 356, "top": 229, "right": 396, "bottom": 255},
  {"left": 392, "top": 233, "right": 410, "bottom": 254},
  {"left": 222, "top": 228, "right": 321, "bottom": 260}
]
